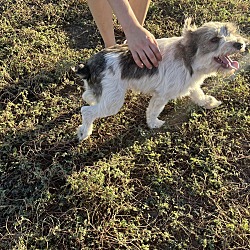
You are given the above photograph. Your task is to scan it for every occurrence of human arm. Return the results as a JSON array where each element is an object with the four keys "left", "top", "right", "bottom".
[{"left": 107, "top": 0, "right": 162, "bottom": 69}]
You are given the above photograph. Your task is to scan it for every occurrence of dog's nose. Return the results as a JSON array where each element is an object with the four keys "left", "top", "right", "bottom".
[{"left": 233, "top": 42, "right": 243, "bottom": 50}]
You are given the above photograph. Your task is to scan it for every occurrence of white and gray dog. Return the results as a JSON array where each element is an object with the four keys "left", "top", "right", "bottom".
[{"left": 75, "top": 19, "right": 246, "bottom": 141}]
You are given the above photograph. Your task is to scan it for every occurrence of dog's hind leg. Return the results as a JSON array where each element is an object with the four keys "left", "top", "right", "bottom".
[
  {"left": 77, "top": 106, "right": 96, "bottom": 141},
  {"left": 189, "top": 87, "right": 221, "bottom": 109},
  {"left": 146, "top": 94, "right": 168, "bottom": 129},
  {"left": 82, "top": 89, "right": 97, "bottom": 105},
  {"left": 77, "top": 87, "right": 126, "bottom": 141}
]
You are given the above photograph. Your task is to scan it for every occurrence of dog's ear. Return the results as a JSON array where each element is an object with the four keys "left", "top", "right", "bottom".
[
  {"left": 181, "top": 18, "right": 198, "bottom": 55},
  {"left": 178, "top": 18, "right": 199, "bottom": 76},
  {"left": 182, "top": 18, "right": 197, "bottom": 35}
]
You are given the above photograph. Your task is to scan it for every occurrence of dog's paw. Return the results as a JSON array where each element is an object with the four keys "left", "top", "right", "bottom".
[
  {"left": 77, "top": 124, "right": 93, "bottom": 141},
  {"left": 147, "top": 118, "right": 165, "bottom": 129},
  {"left": 203, "top": 95, "right": 222, "bottom": 109}
]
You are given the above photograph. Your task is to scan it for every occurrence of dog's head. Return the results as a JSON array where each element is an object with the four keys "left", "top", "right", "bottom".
[{"left": 181, "top": 18, "right": 247, "bottom": 75}]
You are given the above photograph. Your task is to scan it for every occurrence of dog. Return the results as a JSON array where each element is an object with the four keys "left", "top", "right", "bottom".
[{"left": 75, "top": 19, "right": 246, "bottom": 141}]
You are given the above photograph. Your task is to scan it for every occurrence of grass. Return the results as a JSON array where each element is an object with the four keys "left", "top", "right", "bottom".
[{"left": 0, "top": 0, "right": 249, "bottom": 249}]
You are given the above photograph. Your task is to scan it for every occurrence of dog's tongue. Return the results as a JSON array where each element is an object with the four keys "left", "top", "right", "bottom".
[{"left": 222, "top": 56, "right": 239, "bottom": 70}]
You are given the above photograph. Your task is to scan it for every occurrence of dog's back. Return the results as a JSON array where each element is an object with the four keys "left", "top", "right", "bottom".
[{"left": 76, "top": 37, "right": 193, "bottom": 103}]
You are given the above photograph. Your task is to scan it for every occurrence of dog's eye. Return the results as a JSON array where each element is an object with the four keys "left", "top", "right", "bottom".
[{"left": 210, "top": 37, "right": 221, "bottom": 43}]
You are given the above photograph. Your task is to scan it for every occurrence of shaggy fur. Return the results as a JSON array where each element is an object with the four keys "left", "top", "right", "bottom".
[{"left": 75, "top": 19, "right": 246, "bottom": 141}]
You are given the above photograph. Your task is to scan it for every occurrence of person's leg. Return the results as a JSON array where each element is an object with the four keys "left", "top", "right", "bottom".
[
  {"left": 87, "top": 0, "right": 116, "bottom": 47},
  {"left": 129, "top": 0, "right": 151, "bottom": 25}
]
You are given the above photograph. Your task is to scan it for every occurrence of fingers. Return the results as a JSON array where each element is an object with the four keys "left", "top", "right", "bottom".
[
  {"left": 132, "top": 49, "right": 154, "bottom": 69},
  {"left": 131, "top": 50, "right": 144, "bottom": 68},
  {"left": 146, "top": 37, "right": 162, "bottom": 68},
  {"left": 131, "top": 43, "right": 162, "bottom": 69},
  {"left": 125, "top": 27, "right": 162, "bottom": 69},
  {"left": 151, "top": 40, "right": 163, "bottom": 62}
]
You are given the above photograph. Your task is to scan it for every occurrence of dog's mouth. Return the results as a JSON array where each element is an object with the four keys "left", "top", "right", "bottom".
[{"left": 214, "top": 55, "right": 239, "bottom": 70}]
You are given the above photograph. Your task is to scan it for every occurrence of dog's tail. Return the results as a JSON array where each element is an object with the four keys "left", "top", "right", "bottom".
[
  {"left": 74, "top": 63, "right": 91, "bottom": 81},
  {"left": 72, "top": 64, "right": 100, "bottom": 105}
]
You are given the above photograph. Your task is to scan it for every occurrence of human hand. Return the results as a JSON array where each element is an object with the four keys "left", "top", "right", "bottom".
[{"left": 125, "top": 25, "right": 162, "bottom": 69}]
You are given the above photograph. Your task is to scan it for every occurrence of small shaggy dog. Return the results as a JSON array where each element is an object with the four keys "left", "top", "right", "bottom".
[{"left": 75, "top": 19, "right": 246, "bottom": 141}]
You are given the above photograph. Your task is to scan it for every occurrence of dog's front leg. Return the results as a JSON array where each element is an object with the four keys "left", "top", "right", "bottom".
[
  {"left": 146, "top": 95, "right": 168, "bottom": 129},
  {"left": 189, "top": 87, "right": 222, "bottom": 109}
]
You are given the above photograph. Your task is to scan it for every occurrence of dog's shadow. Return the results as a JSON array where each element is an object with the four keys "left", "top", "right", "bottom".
[
  {"left": 1, "top": 60, "right": 194, "bottom": 212},
  {"left": 1, "top": 83, "right": 199, "bottom": 243}
]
